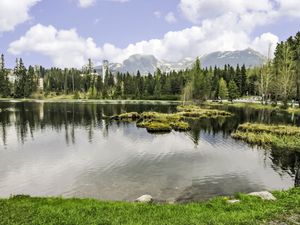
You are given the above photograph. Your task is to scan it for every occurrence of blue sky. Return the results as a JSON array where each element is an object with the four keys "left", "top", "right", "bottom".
[{"left": 0, "top": 0, "right": 299, "bottom": 68}]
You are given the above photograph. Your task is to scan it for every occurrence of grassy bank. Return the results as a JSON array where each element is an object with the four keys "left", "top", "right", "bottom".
[
  {"left": 205, "top": 101, "right": 300, "bottom": 114},
  {"left": 0, "top": 188, "right": 299, "bottom": 225},
  {"left": 231, "top": 123, "right": 300, "bottom": 151},
  {"left": 0, "top": 92, "right": 181, "bottom": 102},
  {"left": 0, "top": 98, "right": 180, "bottom": 105}
]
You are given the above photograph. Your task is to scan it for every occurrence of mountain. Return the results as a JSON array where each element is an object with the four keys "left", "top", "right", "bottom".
[
  {"left": 201, "top": 48, "right": 266, "bottom": 68},
  {"left": 94, "top": 48, "right": 266, "bottom": 75},
  {"left": 94, "top": 55, "right": 159, "bottom": 75},
  {"left": 121, "top": 54, "right": 159, "bottom": 74}
]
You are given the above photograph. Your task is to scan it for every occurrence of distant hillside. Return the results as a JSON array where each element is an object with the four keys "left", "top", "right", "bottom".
[
  {"left": 201, "top": 48, "right": 266, "bottom": 68},
  {"left": 94, "top": 48, "right": 266, "bottom": 75}
]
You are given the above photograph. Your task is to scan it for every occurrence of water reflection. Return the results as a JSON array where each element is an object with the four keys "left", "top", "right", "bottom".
[{"left": 0, "top": 102, "right": 299, "bottom": 201}]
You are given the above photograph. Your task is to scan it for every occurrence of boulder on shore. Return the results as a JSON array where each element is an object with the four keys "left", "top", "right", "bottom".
[
  {"left": 135, "top": 195, "right": 153, "bottom": 203},
  {"left": 227, "top": 199, "right": 241, "bottom": 204},
  {"left": 248, "top": 191, "right": 276, "bottom": 200}
]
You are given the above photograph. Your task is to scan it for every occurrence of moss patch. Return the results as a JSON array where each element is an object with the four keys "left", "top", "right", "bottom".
[
  {"left": 231, "top": 123, "right": 300, "bottom": 151},
  {"left": 112, "top": 112, "right": 140, "bottom": 121},
  {"left": 111, "top": 105, "right": 231, "bottom": 133},
  {"left": 177, "top": 105, "right": 232, "bottom": 118}
]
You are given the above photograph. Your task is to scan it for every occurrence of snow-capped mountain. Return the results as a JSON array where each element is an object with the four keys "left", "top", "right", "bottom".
[
  {"left": 201, "top": 48, "right": 266, "bottom": 68},
  {"left": 94, "top": 48, "right": 266, "bottom": 75}
]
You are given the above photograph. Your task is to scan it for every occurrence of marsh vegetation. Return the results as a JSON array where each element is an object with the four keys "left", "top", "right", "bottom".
[
  {"left": 232, "top": 123, "right": 300, "bottom": 151},
  {"left": 111, "top": 105, "right": 232, "bottom": 133}
]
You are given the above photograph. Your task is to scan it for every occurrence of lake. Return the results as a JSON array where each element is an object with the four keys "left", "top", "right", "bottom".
[{"left": 0, "top": 101, "right": 299, "bottom": 202}]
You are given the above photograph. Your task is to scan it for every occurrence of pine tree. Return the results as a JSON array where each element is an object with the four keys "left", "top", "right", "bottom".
[
  {"left": 24, "top": 66, "right": 36, "bottom": 97},
  {"left": 228, "top": 80, "right": 240, "bottom": 102},
  {"left": 0, "top": 54, "right": 10, "bottom": 97},
  {"left": 218, "top": 78, "right": 228, "bottom": 100},
  {"left": 95, "top": 75, "right": 103, "bottom": 98},
  {"left": 14, "top": 58, "right": 27, "bottom": 98},
  {"left": 241, "top": 64, "right": 247, "bottom": 95},
  {"left": 145, "top": 73, "right": 155, "bottom": 96},
  {"left": 191, "top": 58, "right": 210, "bottom": 101},
  {"left": 234, "top": 64, "right": 242, "bottom": 95},
  {"left": 154, "top": 68, "right": 161, "bottom": 98},
  {"left": 0, "top": 54, "right": 4, "bottom": 70}
]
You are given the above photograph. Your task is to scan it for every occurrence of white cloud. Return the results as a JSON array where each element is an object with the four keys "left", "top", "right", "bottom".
[
  {"left": 178, "top": 0, "right": 273, "bottom": 24},
  {"left": 78, "top": 0, "right": 95, "bottom": 8},
  {"left": 8, "top": 22, "right": 279, "bottom": 68},
  {"left": 275, "top": 0, "right": 300, "bottom": 18},
  {"left": 8, "top": 24, "right": 102, "bottom": 68},
  {"left": 78, "top": 0, "right": 129, "bottom": 8},
  {"left": 251, "top": 33, "right": 279, "bottom": 57},
  {"left": 178, "top": 0, "right": 300, "bottom": 24},
  {"left": 10, "top": 0, "right": 299, "bottom": 67},
  {"left": 165, "top": 12, "right": 177, "bottom": 24},
  {"left": 0, "top": 0, "right": 40, "bottom": 32},
  {"left": 154, "top": 11, "right": 161, "bottom": 19},
  {"left": 108, "top": 0, "right": 130, "bottom": 2}
]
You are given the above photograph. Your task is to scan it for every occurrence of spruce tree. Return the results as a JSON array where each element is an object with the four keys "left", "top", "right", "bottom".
[
  {"left": 191, "top": 58, "right": 210, "bottom": 101},
  {"left": 24, "top": 66, "right": 36, "bottom": 97},
  {"left": 234, "top": 64, "right": 242, "bottom": 96},
  {"left": 241, "top": 64, "right": 247, "bottom": 95},
  {"left": 14, "top": 58, "right": 27, "bottom": 98},
  {"left": 154, "top": 68, "right": 161, "bottom": 98},
  {"left": 228, "top": 80, "right": 240, "bottom": 102},
  {"left": 0, "top": 54, "right": 10, "bottom": 97}
]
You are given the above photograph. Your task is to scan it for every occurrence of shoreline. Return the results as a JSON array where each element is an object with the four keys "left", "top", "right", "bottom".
[
  {"left": 1, "top": 188, "right": 299, "bottom": 224},
  {"left": 0, "top": 98, "right": 181, "bottom": 104},
  {"left": 2, "top": 98, "right": 299, "bottom": 115}
]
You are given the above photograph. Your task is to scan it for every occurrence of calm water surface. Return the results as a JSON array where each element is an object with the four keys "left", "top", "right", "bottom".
[{"left": 0, "top": 102, "right": 299, "bottom": 202}]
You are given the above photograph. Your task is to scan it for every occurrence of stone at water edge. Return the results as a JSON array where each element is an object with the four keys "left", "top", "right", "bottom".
[
  {"left": 248, "top": 191, "right": 276, "bottom": 200},
  {"left": 227, "top": 199, "right": 241, "bottom": 204},
  {"left": 135, "top": 195, "right": 153, "bottom": 203}
]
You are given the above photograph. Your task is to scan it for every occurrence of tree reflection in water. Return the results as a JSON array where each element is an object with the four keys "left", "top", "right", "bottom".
[{"left": 0, "top": 101, "right": 300, "bottom": 187}]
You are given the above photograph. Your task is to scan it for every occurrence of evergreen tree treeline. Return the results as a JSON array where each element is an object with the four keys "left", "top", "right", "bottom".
[{"left": 0, "top": 31, "right": 299, "bottom": 106}]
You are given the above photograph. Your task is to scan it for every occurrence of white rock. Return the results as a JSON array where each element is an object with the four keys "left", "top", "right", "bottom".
[
  {"left": 135, "top": 195, "right": 153, "bottom": 203},
  {"left": 248, "top": 191, "right": 276, "bottom": 200},
  {"left": 227, "top": 199, "right": 241, "bottom": 204}
]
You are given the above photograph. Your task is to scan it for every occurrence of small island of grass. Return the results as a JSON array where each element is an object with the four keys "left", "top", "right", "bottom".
[
  {"left": 231, "top": 123, "right": 300, "bottom": 151},
  {"left": 177, "top": 105, "right": 232, "bottom": 118},
  {"left": 111, "top": 105, "right": 232, "bottom": 133}
]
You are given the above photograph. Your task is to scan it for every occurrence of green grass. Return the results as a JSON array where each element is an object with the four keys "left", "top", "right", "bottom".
[
  {"left": 112, "top": 105, "right": 231, "bottom": 133},
  {"left": 177, "top": 105, "right": 232, "bottom": 118},
  {"left": 205, "top": 102, "right": 279, "bottom": 110},
  {"left": 0, "top": 188, "right": 299, "bottom": 225},
  {"left": 170, "top": 121, "right": 191, "bottom": 131},
  {"left": 136, "top": 112, "right": 185, "bottom": 132},
  {"left": 231, "top": 123, "right": 300, "bottom": 151},
  {"left": 287, "top": 107, "right": 300, "bottom": 114},
  {"left": 113, "top": 112, "right": 141, "bottom": 121},
  {"left": 143, "top": 121, "right": 172, "bottom": 132},
  {"left": 205, "top": 101, "right": 300, "bottom": 114}
]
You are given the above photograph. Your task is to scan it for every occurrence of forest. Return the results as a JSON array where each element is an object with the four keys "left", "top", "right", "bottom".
[{"left": 0, "top": 32, "right": 299, "bottom": 108}]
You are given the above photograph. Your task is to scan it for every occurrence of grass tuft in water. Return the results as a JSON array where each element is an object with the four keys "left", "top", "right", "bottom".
[
  {"left": 111, "top": 105, "right": 231, "bottom": 133},
  {"left": 231, "top": 123, "right": 300, "bottom": 151}
]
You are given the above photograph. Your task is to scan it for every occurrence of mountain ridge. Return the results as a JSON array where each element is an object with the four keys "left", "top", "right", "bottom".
[{"left": 94, "top": 48, "right": 266, "bottom": 75}]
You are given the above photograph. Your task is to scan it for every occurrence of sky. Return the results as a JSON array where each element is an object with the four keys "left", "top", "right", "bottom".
[{"left": 0, "top": 0, "right": 299, "bottom": 68}]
